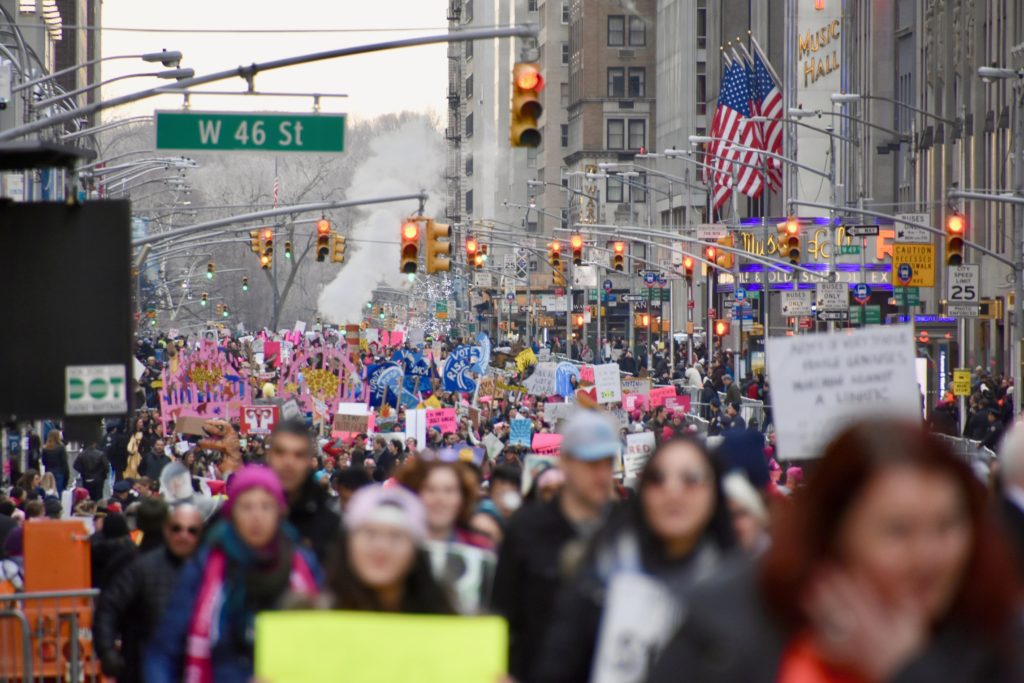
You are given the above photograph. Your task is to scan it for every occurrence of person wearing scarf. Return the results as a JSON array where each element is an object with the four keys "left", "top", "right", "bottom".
[{"left": 145, "top": 466, "right": 322, "bottom": 683}]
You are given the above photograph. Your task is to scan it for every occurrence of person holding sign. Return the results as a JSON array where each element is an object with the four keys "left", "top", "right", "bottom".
[
  {"left": 536, "top": 436, "right": 735, "bottom": 683},
  {"left": 649, "top": 421, "right": 1023, "bottom": 683}
]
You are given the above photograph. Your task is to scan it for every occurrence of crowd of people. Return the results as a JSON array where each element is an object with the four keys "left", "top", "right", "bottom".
[{"left": 1, "top": 331, "right": 1023, "bottom": 683}]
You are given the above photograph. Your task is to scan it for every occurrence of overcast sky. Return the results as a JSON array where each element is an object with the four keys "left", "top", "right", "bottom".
[{"left": 99, "top": 0, "right": 448, "bottom": 124}]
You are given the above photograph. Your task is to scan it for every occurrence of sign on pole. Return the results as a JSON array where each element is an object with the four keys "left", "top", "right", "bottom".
[
  {"left": 894, "top": 213, "right": 932, "bottom": 243},
  {"left": 781, "top": 290, "right": 813, "bottom": 317},
  {"left": 845, "top": 224, "right": 879, "bottom": 237},
  {"left": 765, "top": 325, "right": 921, "bottom": 458},
  {"left": 815, "top": 282, "right": 849, "bottom": 321},
  {"left": 155, "top": 110, "right": 346, "bottom": 153},
  {"left": 65, "top": 364, "right": 128, "bottom": 415},
  {"left": 952, "top": 369, "right": 972, "bottom": 397},
  {"left": 946, "top": 264, "right": 980, "bottom": 318},
  {"left": 696, "top": 224, "right": 728, "bottom": 240},
  {"left": 892, "top": 244, "right": 936, "bottom": 287}
]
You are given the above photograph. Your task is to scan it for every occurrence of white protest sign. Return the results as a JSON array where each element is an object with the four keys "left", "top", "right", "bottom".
[
  {"left": 293, "top": 320, "right": 307, "bottom": 334},
  {"left": 406, "top": 409, "right": 428, "bottom": 449},
  {"left": 543, "top": 402, "right": 576, "bottom": 424},
  {"left": 523, "top": 362, "right": 558, "bottom": 396},
  {"left": 765, "top": 325, "right": 920, "bottom": 459},
  {"left": 593, "top": 363, "right": 622, "bottom": 404},
  {"left": 621, "top": 377, "right": 651, "bottom": 395},
  {"left": 624, "top": 432, "right": 656, "bottom": 478}
]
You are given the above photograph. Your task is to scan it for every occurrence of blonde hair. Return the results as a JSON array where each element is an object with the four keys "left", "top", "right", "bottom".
[
  {"left": 40, "top": 472, "right": 56, "bottom": 491},
  {"left": 45, "top": 430, "right": 63, "bottom": 449}
]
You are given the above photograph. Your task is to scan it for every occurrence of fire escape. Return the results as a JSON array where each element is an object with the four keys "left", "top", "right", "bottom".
[{"left": 445, "top": 0, "right": 463, "bottom": 224}]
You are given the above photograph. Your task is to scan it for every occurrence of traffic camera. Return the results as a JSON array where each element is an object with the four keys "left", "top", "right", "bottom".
[
  {"left": 510, "top": 62, "right": 544, "bottom": 148},
  {"left": 316, "top": 217, "right": 332, "bottom": 262},
  {"left": 400, "top": 220, "right": 420, "bottom": 274},
  {"left": 945, "top": 213, "right": 965, "bottom": 266},
  {"left": 425, "top": 220, "right": 452, "bottom": 274}
]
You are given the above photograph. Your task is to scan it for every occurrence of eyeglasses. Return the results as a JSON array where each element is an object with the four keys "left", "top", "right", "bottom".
[
  {"left": 645, "top": 468, "right": 710, "bottom": 489},
  {"left": 169, "top": 524, "right": 201, "bottom": 536}
]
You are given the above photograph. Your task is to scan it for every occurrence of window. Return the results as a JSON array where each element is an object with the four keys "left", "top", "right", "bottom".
[
  {"left": 696, "top": 0, "right": 707, "bottom": 50},
  {"left": 607, "top": 67, "right": 625, "bottom": 97},
  {"left": 627, "top": 67, "right": 645, "bottom": 97},
  {"left": 561, "top": 82, "right": 569, "bottom": 106},
  {"left": 526, "top": 220, "right": 538, "bottom": 233},
  {"left": 465, "top": 40, "right": 473, "bottom": 59},
  {"left": 561, "top": 124, "right": 569, "bottom": 148},
  {"left": 465, "top": 112, "right": 473, "bottom": 137},
  {"left": 607, "top": 119, "right": 625, "bottom": 149},
  {"left": 629, "top": 172, "right": 647, "bottom": 203},
  {"left": 465, "top": 155, "right": 474, "bottom": 176},
  {"left": 465, "top": 190, "right": 473, "bottom": 215},
  {"left": 561, "top": 42, "right": 569, "bottom": 66},
  {"left": 608, "top": 15, "right": 625, "bottom": 46},
  {"left": 465, "top": 74, "right": 473, "bottom": 99},
  {"left": 606, "top": 176, "right": 624, "bottom": 203},
  {"left": 464, "top": 0, "right": 473, "bottom": 23},
  {"left": 628, "top": 119, "right": 646, "bottom": 149},
  {"left": 527, "top": 146, "right": 538, "bottom": 168},
  {"left": 696, "top": 63, "right": 706, "bottom": 115},
  {"left": 629, "top": 16, "right": 646, "bottom": 46},
  {"left": 528, "top": 0, "right": 537, "bottom": 10},
  {"left": 561, "top": 1, "right": 569, "bottom": 24}
]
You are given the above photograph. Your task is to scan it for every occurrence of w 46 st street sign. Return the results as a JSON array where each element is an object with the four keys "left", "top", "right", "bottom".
[{"left": 155, "top": 110, "right": 346, "bottom": 153}]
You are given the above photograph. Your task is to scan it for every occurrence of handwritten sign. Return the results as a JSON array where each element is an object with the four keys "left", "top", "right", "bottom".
[
  {"left": 523, "top": 362, "right": 558, "bottom": 396},
  {"left": 624, "top": 432, "right": 656, "bottom": 478},
  {"left": 239, "top": 405, "right": 279, "bottom": 435},
  {"left": 425, "top": 408, "right": 458, "bottom": 434},
  {"left": 649, "top": 386, "right": 677, "bottom": 407},
  {"left": 622, "top": 377, "right": 651, "bottom": 395},
  {"left": 509, "top": 418, "right": 533, "bottom": 447},
  {"left": 765, "top": 325, "right": 920, "bottom": 459},
  {"left": 593, "top": 363, "right": 622, "bottom": 404},
  {"left": 333, "top": 412, "right": 369, "bottom": 434},
  {"left": 531, "top": 432, "right": 563, "bottom": 455}
]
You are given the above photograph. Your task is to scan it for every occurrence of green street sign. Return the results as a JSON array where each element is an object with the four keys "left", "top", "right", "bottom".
[
  {"left": 893, "top": 286, "right": 920, "bottom": 306},
  {"left": 155, "top": 110, "right": 346, "bottom": 153},
  {"left": 838, "top": 245, "right": 861, "bottom": 255},
  {"left": 850, "top": 305, "right": 882, "bottom": 325}
]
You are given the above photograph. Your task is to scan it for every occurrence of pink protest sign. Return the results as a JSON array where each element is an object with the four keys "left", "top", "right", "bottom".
[
  {"left": 159, "top": 340, "right": 251, "bottom": 433},
  {"left": 579, "top": 365, "right": 595, "bottom": 384},
  {"left": 531, "top": 433, "right": 563, "bottom": 455},
  {"left": 649, "top": 386, "right": 677, "bottom": 407},
  {"left": 425, "top": 408, "right": 458, "bottom": 434},
  {"left": 664, "top": 395, "right": 692, "bottom": 415},
  {"left": 623, "top": 393, "right": 649, "bottom": 411}
]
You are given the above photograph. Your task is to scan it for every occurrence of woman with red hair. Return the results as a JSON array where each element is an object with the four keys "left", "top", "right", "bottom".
[{"left": 648, "top": 420, "right": 1023, "bottom": 683}]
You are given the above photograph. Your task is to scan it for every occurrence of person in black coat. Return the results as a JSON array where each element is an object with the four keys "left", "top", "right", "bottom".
[
  {"left": 41, "top": 429, "right": 70, "bottom": 493},
  {"left": 997, "top": 422, "right": 1024, "bottom": 579},
  {"left": 90, "top": 513, "right": 137, "bottom": 589},
  {"left": 94, "top": 505, "right": 204, "bottom": 683},
  {"left": 265, "top": 419, "right": 340, "bottom": 561},
  {"left": 74, "top": 442, "right": 110, "bottom": 501}
]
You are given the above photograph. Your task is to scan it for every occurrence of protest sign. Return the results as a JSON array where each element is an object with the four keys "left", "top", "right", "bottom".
[
  {"left": 443, "top": 344, "right": 482, "bottom": 392},
  {"left": 425, "top": 408, "right": 458, "bottom": 434},
  {"left": 239, "top": 404, "right": 279, "bottom": 435},
  {"left": 425, "top": 541, "right": 497, "bottom": 615},
  {"left": 406, "top": 409, "right": 427, "bottom": 448},
  {"left": 579, "top": 365, "right": 595, "bottom": 385},
  {"left": 593, "top": 363, "right": 622, "bottom": 404},
  {"left": 624, "top": 432, "right": 656, "bottom": 477},
  {"left": 766, "top": 324, "right": 920, "bottom": 459},
  {"left": 255, "top": 612, "right": 507, "bottom": 683},
  {"left": 509, "top": 418, "right": 533, "bottom": 447},
  {"left": 622, "top": 377, "right": 651, "bottom": 395},
  {"left": 531, "top": 432, "right": 563, "bottom": 455},
  {"left": 623, "top": 393, "right": 649, "bottom": 412},
  {"left": 648, "top": 386, "right": 676, "bottom": 407},
  {"left": 543, "top": 402, "right": 575, "bottom": 424},
  {"left": 555, "top": 362, "right": 581, "bottom": 397},
  {"left": 522, "top": 454, "right": 561, "bottom": 495},
  {"left": 523, "top": 362, "right": 558, "bottom": 396},
  {"left": 663, "top": 395, "right": 692, "bottom": 415},
  {"left": 333, "top": 412, "right": 369, "bottom": 434},
  {"left": 483, "top": 433, "right": 505, "bottom": 461}
]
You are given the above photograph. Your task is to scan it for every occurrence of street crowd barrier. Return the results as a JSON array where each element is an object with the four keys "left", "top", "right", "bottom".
[{"left": 0, "top": 589, "right": 101, "bottom": 683}]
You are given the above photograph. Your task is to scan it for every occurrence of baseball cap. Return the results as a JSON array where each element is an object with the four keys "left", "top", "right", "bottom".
[{"left": 560, "top": 411, "right": 621, "bottom": 461}]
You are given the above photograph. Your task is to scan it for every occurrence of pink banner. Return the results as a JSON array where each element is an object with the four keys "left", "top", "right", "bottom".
[
  {"left": 649, "top": 386, "right": 677, "bottom": 407},
  {"left": 663, "top": 395, "right": 692, "bottom": 415},
  {"left": 425, "top": 408, "right": 458, "bottom": 434}
]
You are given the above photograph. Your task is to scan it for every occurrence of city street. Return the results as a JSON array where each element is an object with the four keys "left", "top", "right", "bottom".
[{"left": 2, "top": 1, "right": 1024, "bottom": 682}]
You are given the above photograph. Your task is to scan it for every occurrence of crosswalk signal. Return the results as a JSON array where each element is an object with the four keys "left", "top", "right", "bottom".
[
  {"left": 715, "top": 235, "right": 734, "bottom": 269},
  {"left": 206, "top": 261, "right": 215, "bottom": 279},
  {"left": 570, "top": 233, "right": 584, "bottom": 266},
  {"left": 714, "top": 319, "right": 730, "bottom": 337},
  {"left": 511, "top": 62, "right": 544, "bottom": 148},
  {"left": 242, "top": 276, "right": 249, "bottom": 292},
  {"left": 400, "top": 220, "right": 420, "bottom": 274},
  {"left": 683, "top": 256, "right": 694, "bottom": 282},
  {"left": 261, "top": 228, "right": 274, "bottom": 258},
  {"left": 611, "top": 241, "right": 626, "bottom": 271},
  {"left": 945, "top": 213, "right": 965, "bottom": 266},
  {"left": 332, "top": 234, "right": 347, "bottom": 263},
  {"left": 641, "top": 313, "right": 651, "bottom": 327},
  {"left": 425, "top": 220, "right": 452, "bottom": 273},
  {"left": 316, "top": 217, "right": 332, "bottom": 262},
  {"left": 777, "top": 217, "right": 801, "bottom": 264}
]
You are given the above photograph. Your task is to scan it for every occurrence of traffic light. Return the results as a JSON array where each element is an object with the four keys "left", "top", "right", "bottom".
[
  {"left": 466, "top": 236, "right": 478, "bottom": 264},
  {"left": 945, "top": 213, "right": 965, "bottom": 266},
  {"left": 548, "top": 240, "right": 562, "bottom": 270},
  {"left": 570, "top": 233, "right": 584, "bottom": 266},
  {"left": 714, "top": 319, "right": 731, "bottom": 337},
  {"left": 611, "top": 241, "right": 626, "bottom": 271},
  {"left": 200, "top": 292, "right": 209, "bottom": 307},
  {"left": 510, "top": 62, "right": 544, "bottom": 148},
  {"left": 260, "top": 254, "right": 271, "bottom": 270},
  {"left": 574, "top": 313, "right": 585, "bottom": 327},
  {"left": 715, "top": 235, "right": 734, "bottom": 269},
  {"left": 332, "top": 234, "right": 347, "bottom": 263},
  {"left": 284, "top": 240, "right": 293, "bottom": 260},
  {"left": 473, "top": 252, "right": 485, "bottom": 269},
  {"left": 641, "top": 314, "right": 651, "bottom": 327},
  {"left": 316, "top": 217, "right": 332, "bottom": 262},
  {"left": 480, "top": 243, "right": 489, "bottom": 263},
  {"left": 221, "top": 304, "right": 230, "bottom": 318},
  {"left": 249, "top": 230, "right": 261, "bottom": 253},
  {"left": 242, "top": 276, "right": 249, "bottom": 292},
  {"left": 682, "top": 256, "right": 694, "bottom": 281},
  {"left": 425, "top": 220, "right": 452, "bottom": 273},
  {"left": 261, "top": 228, "right": 274, "bottom": 258},
  {"left": 705, "top": 245, "right": 717, "bottom": 263},
  {"left": 400, "top": 219, "right": 420, "bottom": 274},
  {"left": 777, "top": 217, "right": 801, "bottom": 264},
  {"left": 206, "top": 261, "right": 215, "bottom": 279}
]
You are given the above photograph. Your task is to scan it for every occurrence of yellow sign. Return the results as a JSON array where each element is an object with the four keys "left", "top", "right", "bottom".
[
  {"left": 953, "top": 370, "right": 972, "bottom": 397},
  {"left": 256, "top": 612, "right": 507, "bottom": 683},
  {"left": 892, "top": 243, "right": 935, "bottom": 287}
]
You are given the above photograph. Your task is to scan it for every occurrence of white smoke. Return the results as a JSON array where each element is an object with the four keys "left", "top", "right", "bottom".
[{"left": 317, "top": 115, "right": 446, "bottom": 324}]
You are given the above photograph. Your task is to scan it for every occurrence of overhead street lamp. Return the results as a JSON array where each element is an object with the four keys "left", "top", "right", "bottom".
[
  {"left": 830, "top": 92, "right": 958, "bottom": 127},
  {"left": 12, "top": 50, "right": 184, "bottom": 93},
  {"left": 33, "top": 68, "right": 195, "bottom": 109}
]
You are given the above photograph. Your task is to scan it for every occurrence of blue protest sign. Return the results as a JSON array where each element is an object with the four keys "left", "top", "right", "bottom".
[{"left": 509, "top": 418, "right": 533, "bottom": 447}]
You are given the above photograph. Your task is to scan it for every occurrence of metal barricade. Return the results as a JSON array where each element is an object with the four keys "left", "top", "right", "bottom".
[{"left": 0, "top": 589, "right": 101, "bottom": 683}]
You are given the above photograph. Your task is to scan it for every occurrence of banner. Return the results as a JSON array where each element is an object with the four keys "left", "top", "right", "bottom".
[
  {"left": 239, "top": 404, "right": 279, "bottom": 435},
  {"left": 255, "top": 612, "right": 507, "bottom": 683},
  {"left": 443, "top": 345, "right": 483, "bottom": 392},
  {"left": 593, "top": 363, "right": 622, "bottom": 404},
  {"left": 366, "top": 363, "right": 402, "bottom": 409},
  {"left": 649, "top": 386, "right": 676, "bottom": 408},
  {"left": 509, "top": 418, "right": 533, "bottom": 447}
]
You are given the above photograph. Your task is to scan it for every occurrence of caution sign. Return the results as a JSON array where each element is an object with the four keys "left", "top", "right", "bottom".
[
  {"left": 952, "top": 369, "right": 972, "bottom": 397},
  {"left": 892, "top": 243, "right": 935, "bottom": 287}
]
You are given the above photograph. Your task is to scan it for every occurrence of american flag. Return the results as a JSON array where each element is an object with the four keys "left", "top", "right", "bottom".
[
  {"left": 751, "top": 45, "right": 783, "bottom": 191},
  {"left": 707, "top": 60, "right": 763, "bottom": 211}
]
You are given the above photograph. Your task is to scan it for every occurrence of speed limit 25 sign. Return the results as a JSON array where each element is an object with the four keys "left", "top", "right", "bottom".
[{"left": 946, "top": 265, "right": 980, "bottom": 318}]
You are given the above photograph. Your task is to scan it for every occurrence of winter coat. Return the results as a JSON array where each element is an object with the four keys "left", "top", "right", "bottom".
[{"left": 288, "top": 473, "right": 341, "bottom": 562}]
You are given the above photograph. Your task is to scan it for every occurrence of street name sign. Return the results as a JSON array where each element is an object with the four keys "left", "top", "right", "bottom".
[
  {"left": 156, "top": 110, "right": 346, "bottom": 153},
  {"left": 894, "top": 213, "right": 932, "bottom": 243},
  {"left": 696, "top": 224, "right": 728, "bottom": 240}
]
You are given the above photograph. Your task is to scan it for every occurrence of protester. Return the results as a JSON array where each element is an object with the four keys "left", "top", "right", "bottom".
[
  {"left": 997, "top": 420, "right": 1024, "bottom": 578},
  {"left": 649, "top": 421, "right": 1024, "bottom": 683},
  {"left": 145, "top": 466, "right": 321, "bottom": 683},
  {"left": 536, "top": 435, "right": 736, "bottom": 682},
  {"left": 396, "top": 459, "right": 493, "bottom": 549},
  {"left": 74, "top": 439, "right": 111, "bottom": 501},
  {"left": 90, "top": 512, "right": 137, "bottom": 588},
  {"left": 95, "top": 504, "right": 204, "bottom": 683},
  {"left": 494, "top": 410, "right": 619, "bottom": 683},
  {"left": 41, "top": 429, "right": 69, "bottom": 493}
]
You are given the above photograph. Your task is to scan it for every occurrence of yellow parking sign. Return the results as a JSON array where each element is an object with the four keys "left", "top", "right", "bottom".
[
  {"left": 952, "top": 369, "right": 972, "bottom": 397},
  {"left": 892, "top": 244, "right": 935, "bottom": 287}
]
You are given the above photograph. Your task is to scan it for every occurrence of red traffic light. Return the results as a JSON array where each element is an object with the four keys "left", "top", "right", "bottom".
[
  {"left": 683, "top": 256, "right": 694, "bottom": 270},
  {"left": 705, "top": 246, "right": 717, "bottom": 261},
  {"left": 947, "top": 214, "right": 965, "bottom": 234},
  {"left": 515, "top": 64, "right": 544, "bottom": 91},
  {"left": 785, "top": 217, "right": 799, "bottom": 235},
  {"left": 570, "top": 234, "right": 584, "bottom": 250},
  {"left": 466, "top": 237, "right": 478, "bottom": 255},
  {"left": 714, "top": 320, "right": 730, "bottom": 336},
  {"left": 402, "top": 221, "right": 419, "bottom": 240},
  {"left": 262, "top": 228, "right": 273, "bottom": 240},
  {"left": 613, "top": 241, "right": 626, "bottom": 254},
  {"left": 550, "top": 241, "right": 561, "bottom": 253},
  {"left": 316, "top": 218, "right": 331, "bottom": 235}
]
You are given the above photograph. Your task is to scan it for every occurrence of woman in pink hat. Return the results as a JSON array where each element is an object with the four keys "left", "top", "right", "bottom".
[{"left": 146, "top": 466, "right": 321, "bottom": 683}]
